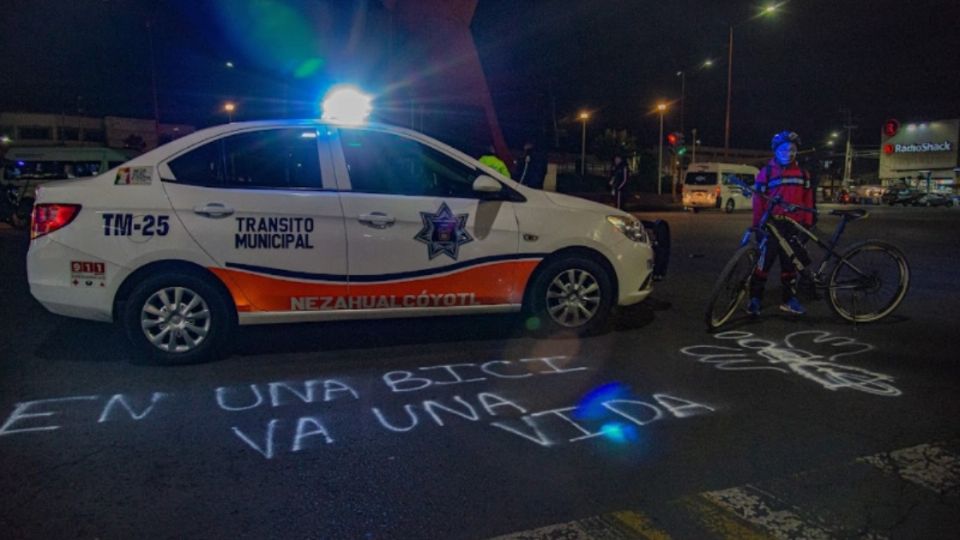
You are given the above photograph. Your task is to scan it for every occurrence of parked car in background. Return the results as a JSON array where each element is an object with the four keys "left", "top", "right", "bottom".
[
  {"left": 913, "top": 192, "right": 954, "bottom": 207},
  {"left": 851, "top": 184, "right": 885, "bottom": 204},
  {"left": 881, "top": 187, "right": 924, "bottom": 206}
]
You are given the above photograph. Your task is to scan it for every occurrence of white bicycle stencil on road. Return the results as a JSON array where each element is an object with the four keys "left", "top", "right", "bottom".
[{"left": 680, "top": 330, "right": 901, "bottom": 397}]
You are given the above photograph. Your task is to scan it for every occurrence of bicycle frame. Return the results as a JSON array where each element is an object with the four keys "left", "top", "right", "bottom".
[{"left": 736, "top": 182, "right": 864, "bottom": 288}]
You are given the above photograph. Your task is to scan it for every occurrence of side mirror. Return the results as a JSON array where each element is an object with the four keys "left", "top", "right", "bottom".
[{"left": 472, "top": 175, "right": 503, "bottom": 193}]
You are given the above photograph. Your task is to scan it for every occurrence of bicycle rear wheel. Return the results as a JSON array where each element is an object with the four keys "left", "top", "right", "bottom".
[
  {"left": 705, "top": 245, "right": 758, "bottom": 331},
  {"left": 828, "top": 241, "right": 910, "bottom": 323}
]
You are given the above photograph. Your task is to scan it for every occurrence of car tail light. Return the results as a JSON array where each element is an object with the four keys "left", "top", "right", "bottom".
[{"left": 31, "top": 204, "right": 81, "bottom": 239}]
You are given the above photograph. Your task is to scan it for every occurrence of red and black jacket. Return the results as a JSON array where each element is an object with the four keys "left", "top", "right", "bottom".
[{"left": 753, "top": 159, "right": 815, "bottom": 227}]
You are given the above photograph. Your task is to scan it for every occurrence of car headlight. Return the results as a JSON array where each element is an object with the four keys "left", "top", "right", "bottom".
[{"left": 606, "top": 215, "right": 648, "bottom": 243}]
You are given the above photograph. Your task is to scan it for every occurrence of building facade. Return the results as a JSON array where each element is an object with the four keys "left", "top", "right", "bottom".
[
  {"left": 879, "top": 118, "right": 958, "bottom": 192},
  {"left": 0, "top": 112, "right": 194, "bottom": 153}
]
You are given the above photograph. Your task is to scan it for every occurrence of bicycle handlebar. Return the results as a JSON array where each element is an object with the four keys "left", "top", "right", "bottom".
[{"left": 730, "top": 177, "right": 818, "bottom": 215}]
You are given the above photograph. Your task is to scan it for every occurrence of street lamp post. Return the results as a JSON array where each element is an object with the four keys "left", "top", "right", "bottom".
[
  {"left": 578, "top": 112, "right": 590, "bottom": 176},
  {"left": 657, "top": 103, "right": 667, "bottom": 196},
  {"left": 725, "top": 4, "right": 778, "bottom": 158},
  {"left": 724, "top": 25, "right": 733, "bottom": 159},
  {"left": 224, "top": 102, "right": 236, "bottom": 123}
]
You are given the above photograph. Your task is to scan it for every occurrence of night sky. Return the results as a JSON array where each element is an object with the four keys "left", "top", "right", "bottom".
[{"left": 1, "top": 0, "right": 958, "bottom": 151}]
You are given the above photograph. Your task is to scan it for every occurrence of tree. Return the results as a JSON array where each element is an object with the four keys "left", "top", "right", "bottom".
[{"left": 590, "top": 129, "right": 638, "bottom": 164}]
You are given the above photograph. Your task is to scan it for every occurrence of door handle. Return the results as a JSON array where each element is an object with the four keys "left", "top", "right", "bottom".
[
  {"left": 358, "top": 212, "right": 396, "bottom": 229},
  {"left": 193, "top": 203, "right": 235, "bottom": 218}
]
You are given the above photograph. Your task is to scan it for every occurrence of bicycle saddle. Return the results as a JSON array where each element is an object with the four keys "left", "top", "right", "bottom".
[{"left": 830, "top": 208, "right": 868, "bottom": 220}]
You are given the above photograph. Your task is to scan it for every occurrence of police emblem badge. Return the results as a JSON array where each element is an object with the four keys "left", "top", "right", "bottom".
[{"left": 414, "top": 202, "right": 473, "bottom": 260}]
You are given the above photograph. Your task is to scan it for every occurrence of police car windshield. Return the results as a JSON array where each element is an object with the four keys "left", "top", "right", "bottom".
[{"left": 684, "top": 172, "right": 718, "bottom": 185}]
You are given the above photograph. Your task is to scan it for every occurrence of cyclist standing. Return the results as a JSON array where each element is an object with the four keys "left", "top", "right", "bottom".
[{"left": 747, "top": 131, "right": 815, "bottom": 316}]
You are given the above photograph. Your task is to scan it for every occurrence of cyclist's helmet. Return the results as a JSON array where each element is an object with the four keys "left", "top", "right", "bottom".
[{"left": 771, "top": 131, "right": 801, "bottom": 150}]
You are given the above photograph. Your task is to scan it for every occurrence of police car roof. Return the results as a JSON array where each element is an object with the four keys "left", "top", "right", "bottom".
[{"left": 123, "top": 119, "right": 467, "bottom": 167}]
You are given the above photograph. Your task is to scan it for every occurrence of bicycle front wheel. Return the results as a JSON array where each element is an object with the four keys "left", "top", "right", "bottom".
[
  {"left": 705, "top": 245, "right": 759, "bottom": 331},
  {"left": 828, "top": 241, "right": 910, "bottom": 323}
]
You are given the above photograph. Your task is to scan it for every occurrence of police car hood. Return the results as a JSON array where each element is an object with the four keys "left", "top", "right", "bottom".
[{"left": 540, "top": 190, "right": 620, "bottom": 214}]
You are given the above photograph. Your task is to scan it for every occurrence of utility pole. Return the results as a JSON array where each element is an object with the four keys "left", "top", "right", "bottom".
[{"left": 840, "top": 108, "right": 857, "bottom": 182}]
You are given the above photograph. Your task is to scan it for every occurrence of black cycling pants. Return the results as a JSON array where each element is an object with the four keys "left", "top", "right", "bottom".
[{"left": 749, "top": 221, "right": 802, "bottom": 303}]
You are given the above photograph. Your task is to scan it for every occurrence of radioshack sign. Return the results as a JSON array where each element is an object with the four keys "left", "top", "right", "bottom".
[
  {"left": 879, "top": 118, "right": 959, "bottom": 180},
  {"left": 884, "top": 141, "right": 953, "bottom": 154}
]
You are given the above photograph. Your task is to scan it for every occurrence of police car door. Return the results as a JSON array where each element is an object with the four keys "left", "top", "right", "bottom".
[
  {"left": 159, "top": 127, "right": 348, "bottom": 315},
  {"left": 331, "top": 127, "right": 522, "bottom": 313}
]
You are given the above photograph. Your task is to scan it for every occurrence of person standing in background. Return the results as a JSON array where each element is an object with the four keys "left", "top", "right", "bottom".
[
  {"left": 609, "top": 153, "right": 629, "bottom": 210},
  {"left": 516, "top": 140, "right": 546, "bottom": 189},
  {"left": 478, "top": 145, "right": 510, "bottom": 178}
]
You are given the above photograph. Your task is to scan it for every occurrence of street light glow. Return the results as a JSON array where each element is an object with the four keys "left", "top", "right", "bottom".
[
  {"left": 830, "top": 132, "right": 839, "bottom": 138},
  {"left": 703, "top": 59, "right": 713, "bottom": 67},
  {"left": 578, "top": 112, "right": 590, "bottom": 120},
  {"left": 223, "top": 102, "right": 236, "bottom": 112},
  {"left": 225, "top": 61, "right": 234, "bottom": 68},
  {"left": 657, "top": 103, "right": 667, "bottom": 112}
]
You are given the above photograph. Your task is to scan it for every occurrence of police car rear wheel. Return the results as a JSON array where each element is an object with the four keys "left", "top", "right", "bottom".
[
  {"left": 527, "top": 256, "right": 613, "bottom": 336},
  {"left": 123, "top": 273, "right": 233, "bottom": 364}
]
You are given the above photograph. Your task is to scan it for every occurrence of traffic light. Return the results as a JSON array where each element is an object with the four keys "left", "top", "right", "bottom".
[{"left": 667, "top": 132, "right": 687, "bottom": 155}]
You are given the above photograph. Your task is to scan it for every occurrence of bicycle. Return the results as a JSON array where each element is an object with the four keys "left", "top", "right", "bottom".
[{"left": 705, "top": 179, "right": 910, "bottom": 331}]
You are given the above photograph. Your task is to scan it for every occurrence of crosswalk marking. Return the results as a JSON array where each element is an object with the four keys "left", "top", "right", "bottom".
[
  {"left": 857, "top": 442, "right": 960, "bottom": 496},
  {"left": 699, "top": 486, "right": 833, "bottom": 539},
  {"left": 488, "top": 511, "right": 672, "bottom": 540},
  {"left": 488, "top": 441, "right": 959, "bottom": 539}
]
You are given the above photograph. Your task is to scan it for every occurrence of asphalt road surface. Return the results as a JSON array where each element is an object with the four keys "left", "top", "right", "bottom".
[{"left": 1, "top": 205, "right": 959, "bottom": 539}]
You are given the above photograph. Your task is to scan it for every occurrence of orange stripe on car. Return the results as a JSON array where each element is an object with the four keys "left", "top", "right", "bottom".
[{"left": 210, "top": 260, "right": 540, "bottom": 312}]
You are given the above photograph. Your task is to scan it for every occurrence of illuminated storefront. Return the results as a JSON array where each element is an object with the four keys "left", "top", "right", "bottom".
[{"left": 879, "top": 118, "right": 958, "bottom": 192}]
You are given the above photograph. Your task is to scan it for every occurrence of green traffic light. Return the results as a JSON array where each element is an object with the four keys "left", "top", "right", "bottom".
[{"left": 677, "top": 147, "right": 687, "bottom": 156}]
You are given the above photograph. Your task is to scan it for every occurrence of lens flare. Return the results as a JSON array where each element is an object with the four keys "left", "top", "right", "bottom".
[
  {"left": 574, "top": 382, "right": 643, "bottom": 444},
  {"left": 321, "top": 85, "right": 372, "bottom": 124}
]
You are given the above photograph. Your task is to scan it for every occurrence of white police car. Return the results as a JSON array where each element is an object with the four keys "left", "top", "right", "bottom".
[{"left": 27, "top": 102, "right": 654, "bottom": 363}]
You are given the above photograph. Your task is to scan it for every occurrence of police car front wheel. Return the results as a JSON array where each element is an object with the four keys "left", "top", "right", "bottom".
[
  {"left": 527, "top": 256, "right": 614, "bottom": 336},
  {"left": 123, "top": 272, "right": 234, "bottom": 364}
]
